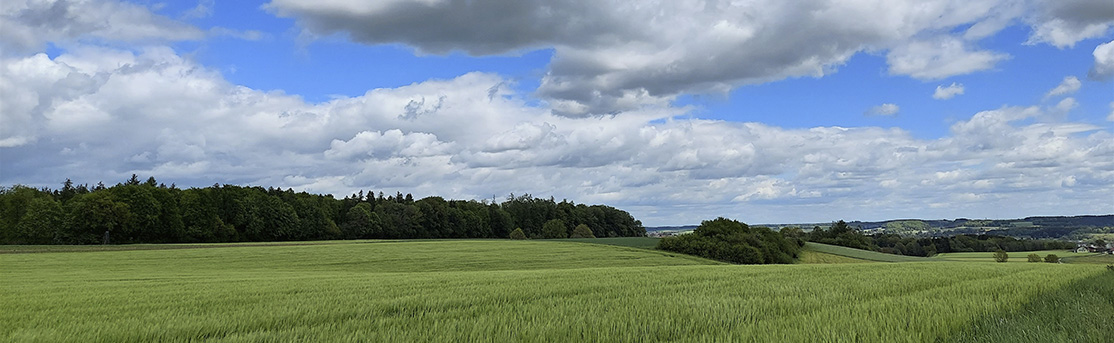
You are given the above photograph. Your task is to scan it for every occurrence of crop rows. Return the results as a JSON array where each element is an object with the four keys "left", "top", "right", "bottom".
[{"left": 1, "top": 240, "right": 1108, "bottom": 342}]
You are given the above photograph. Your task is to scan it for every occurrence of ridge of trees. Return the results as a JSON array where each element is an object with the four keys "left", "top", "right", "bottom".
[
  {"left": 0, "top": 176, "right": 645, "bottom": 244},
  {"left": 781, "top": 220, "right": 1076, "bottom": 257}
]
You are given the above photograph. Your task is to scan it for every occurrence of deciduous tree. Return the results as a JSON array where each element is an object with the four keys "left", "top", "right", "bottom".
[
  {"left": 993, "top": 249, "right": 1008, "bottom": 262},
  {"left": 571, "top": 224, "right": 595, "bottom": 238}
]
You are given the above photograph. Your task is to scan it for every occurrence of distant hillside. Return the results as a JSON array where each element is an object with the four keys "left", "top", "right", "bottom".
[
  {"left": 847, "top": 215, "right": 1114, "bottom": 240},
  {"left": 653, "top": 215, "right": 1114, "bottom": 241}
]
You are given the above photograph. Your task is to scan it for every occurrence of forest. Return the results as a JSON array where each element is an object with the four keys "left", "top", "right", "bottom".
[{"left": 0, "top": 176, "right": 645, "bottom": 245}]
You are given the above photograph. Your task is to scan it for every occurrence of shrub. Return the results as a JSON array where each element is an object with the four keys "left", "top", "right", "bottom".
[
  {"left": 570, "top": 224, "right": 595, "bottom": 238},
  {"left": 1027, "top": 253, "right": 1042, "bottom": 262},
  {"left": 509, "top": 228, "right": 527, "bottom": 240},
  {"left": 993, "top": 249, "right": 1008, "bottom": 263},
  {"left": 1044, "top": 254, "right": 1060, "bottom": 263}
]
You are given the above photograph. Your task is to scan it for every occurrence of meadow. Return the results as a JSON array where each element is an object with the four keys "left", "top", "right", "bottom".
[
  {"left": 933, "top": 249, "right": 1099, "bottom": 263},
  {"left": 2, "top": 240, "right": 1111, "bottom": 342}
]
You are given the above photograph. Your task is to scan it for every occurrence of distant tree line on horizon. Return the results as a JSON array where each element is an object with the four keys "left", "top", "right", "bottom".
[
  {"left": 0, "top": 176, "right": 645, "bottom": 245},
  {"left": 784, "top": 221, "right": 1076, "bottom": 257}
]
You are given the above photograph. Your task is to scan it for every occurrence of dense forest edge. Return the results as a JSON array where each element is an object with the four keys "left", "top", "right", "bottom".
[{"left": 0, "top": 176, "right": 644, "bottom": 245}]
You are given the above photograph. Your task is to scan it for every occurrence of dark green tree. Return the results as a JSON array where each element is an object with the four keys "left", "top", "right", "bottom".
[
  {"left": 571, "top": 224, "right": 595, "bottom": 238},
  {"left": 509, "top": 228, "right": 527, "bottom": 240},
  {"left": 341, "top": 203, "right": 382, "bottom": 239},
  {"left": 16, "top": 197, "right": 63, "bottom": 244},
  {"left": 1044, "top": 254, "right": 1060, "bottom": 263},
  {"left": 61, "top": 192, "right": 132, "bottom": 244},
  {"left": 1027, "top": 253, "right": 1042, "bottom": 262},
  {"left": 541, "top": 219, "right": 568, "bottom": 238},
  {"left": 993, "top": 249, "right": 1008, "bottom": 262}
]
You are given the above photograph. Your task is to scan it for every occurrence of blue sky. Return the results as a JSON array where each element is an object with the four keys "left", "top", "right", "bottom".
[{"left": 2, "top": 0, "right": 1113, "bottom": 225}]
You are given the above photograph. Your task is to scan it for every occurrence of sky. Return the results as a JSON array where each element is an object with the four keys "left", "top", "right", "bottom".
[{"left": 1, "top": 0, "right": 1112, "bottom": 226}]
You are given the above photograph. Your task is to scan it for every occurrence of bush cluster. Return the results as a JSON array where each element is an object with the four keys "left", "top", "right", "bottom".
[{"left": 657, "top": 217, "right": 802, "bottom": 264}]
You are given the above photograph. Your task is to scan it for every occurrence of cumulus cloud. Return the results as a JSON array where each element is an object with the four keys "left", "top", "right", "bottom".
[
  {"left": 1026, "top": 0, "right": 1114, "bottom": 48},
  {"left": 4, "top": 47, "right": 1111, "bottom": 224},
  {"left": 933, "top": 83, "right": 966, "bottom": 100},
  {"left": 866, "top": 103, "right": 900, "bottom": 116},
  {"left": 1046, "top": 76, "right": 1082, "bottom": 98},
  {"left": 0, "top": 0, "right": 203, "bottom": 54},
  {"left": 1090, "top": 40, "right": 1114, "bottom": 80},
  {"left": 267, "top": 0, "right": 1030, "bottom": 115},
  {"left": 886, "top": 37, "right": 1008, "bottom": 79}
]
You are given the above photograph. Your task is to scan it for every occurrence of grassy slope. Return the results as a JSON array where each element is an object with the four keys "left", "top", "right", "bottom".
[
  {"left": 797, "top": 249, "right": 871, "bottom": 264},
  {"left": 554, "top": 237, "right": 661, "bottom": 249},
  {"left": 2, "top": 240, "right": 1110, "bottom": 342},
  {"left": 803, "top": 242, "right": 933, "bottom": 262}
]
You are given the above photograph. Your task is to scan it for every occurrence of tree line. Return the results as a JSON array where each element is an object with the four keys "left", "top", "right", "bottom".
[
  {"left": 0, "top": 176, "right": 645, "bottom": 245},
  {"left": 783, "top": 221, "right": 1076, "bottom": 257}
]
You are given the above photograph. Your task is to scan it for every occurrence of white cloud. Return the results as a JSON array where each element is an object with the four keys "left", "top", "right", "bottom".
[
  {"left": 0, "top": 0, "right": 203, "bottom": 54},
  {"left": 268, "top": 0, "right": 1025, "bottom": 115},
  {"left": 4, "top": 47, "right": 1111, "bottom": 224},
  {"left": 1090, "top": 40, "right": 1114, "bottom": 80},
  {"left": 1046, "top": 76, "right": 1082, "bottom": 98},
  {"left": 261, "top": 0, "right": 1114, "bottom": 115},
  {"left": 182, "top": 0, "right": 215, "bottom": 20},
  {"left": 325, "top": 130, "right": 454, "bottom": 160},
  {"left": 933, "top": 83, "right": 966, "bottom": 100},
  {"left": 866, "top": 103, "right": 901, "bottom": 116},
  {"left": 886, "top": 37, "right": 1009, "bottom": 79},
  {"left": 1025, "top": 0, "right": 1114, "bottom": 48}
]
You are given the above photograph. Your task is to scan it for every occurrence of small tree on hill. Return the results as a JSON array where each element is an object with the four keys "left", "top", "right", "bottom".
[
  {"left": 1027, "top": 253, "right": 1042, "bottom": 262},
  {"left": 509, "top": 228, "right": 527, "bottom": 240},
  {"left": 1044, "top": 254, "right": 1060, "bottom": 263},
  {"left": 570, "top": 224, "right": 595, "bottom": 238},
  {"left": 993, "top": 249, "right": 1008, "bottom": 263}
]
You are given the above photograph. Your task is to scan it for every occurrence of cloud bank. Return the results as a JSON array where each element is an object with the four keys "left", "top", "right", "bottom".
[
  {"left": 268, "top": 0, "right": 1114, "bottom": 116},
  {"left": 2, "top": 47, "right": 1111, "bottom": 224},
  {"left": 1, "top": 0, "right": 1112, "bottom": 225}
]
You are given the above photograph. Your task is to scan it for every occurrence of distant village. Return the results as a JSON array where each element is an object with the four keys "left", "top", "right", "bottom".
[{"left": 1076, "top": 243, "right": 1114, "bottom": 254}]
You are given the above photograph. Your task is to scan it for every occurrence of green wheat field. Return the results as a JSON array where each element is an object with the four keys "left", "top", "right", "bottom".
[{"left": 2, "top": 240, "right": 1111, "bottom": 342}]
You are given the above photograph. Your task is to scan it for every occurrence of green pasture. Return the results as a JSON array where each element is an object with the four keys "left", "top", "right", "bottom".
[
  {"left": 933, "top": 250, "right": 1098, "bottom": 263},
  {"left": 2, "top": 240, "right": 1111, "bottom": 342},
  {"left": 1068, "top": 253, "right": 1114, "bottom": 264}
]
